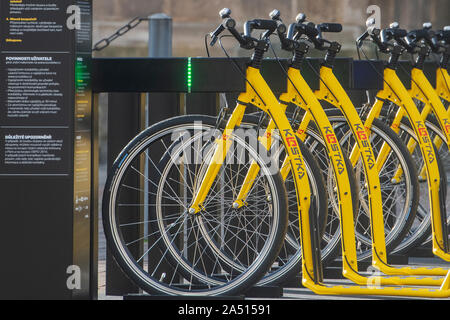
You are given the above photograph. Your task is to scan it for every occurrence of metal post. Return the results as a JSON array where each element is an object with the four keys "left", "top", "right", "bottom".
[
  {"left": 146, "top": 13, "right": 181, "bottom": 288},
  {"left": 147, "top": 12, "right": 174, "bottom": 125},
  {"left": 148, "top": 13, "right": 173, "bottom": 58}
]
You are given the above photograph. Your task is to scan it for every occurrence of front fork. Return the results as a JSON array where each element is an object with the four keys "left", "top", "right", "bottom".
[
  {"left": 236, "top": 66, "right": 383, "bottom": 283},
  {"left": 188, "top": 66, "right": 318, "bottom": 279},
  {"left": 188, "top": 103, "right": 246, "bottom": 214}
]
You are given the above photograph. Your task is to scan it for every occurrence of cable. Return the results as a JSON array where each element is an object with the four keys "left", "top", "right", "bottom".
[
  {"left": 204, "top": 34, "right": 211, "bottom": 57},
  {"left": 267, "top": 38, "right": 308, "bottom": 106},
  {"left": 218, "top": 35, "right": 267, "bottom": 106},
  {"left": 355, "top": 41, "right": 403, "bottom": 103},
  {"left": 431, "top": 52, "right": 450, "bottom": 96}
]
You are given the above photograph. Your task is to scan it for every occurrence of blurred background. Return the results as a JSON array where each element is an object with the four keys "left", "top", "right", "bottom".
[
  {"left": 92, "top": 0, "right": 450, "bottom": 168},
  {"left": 92, "top": 0, "right": 450, "bottom": 58},
  {"left": 92, "top": 0, "right": 450, "bottom": 169}
]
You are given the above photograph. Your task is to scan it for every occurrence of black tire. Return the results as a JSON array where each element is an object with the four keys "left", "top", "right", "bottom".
[{"left": 102, "top": 115, "right": 289, "bottom": 296}]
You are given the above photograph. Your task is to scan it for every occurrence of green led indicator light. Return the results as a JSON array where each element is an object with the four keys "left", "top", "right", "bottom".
[{"left": 187, "top": 57, "right": 192, "bottom": 93}]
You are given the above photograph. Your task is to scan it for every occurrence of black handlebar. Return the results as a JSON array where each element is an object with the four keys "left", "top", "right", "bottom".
[
  {"left": 293, "top": 18, "right": 342, "bottom": 50},
  {"left": 436, "top": 29, "right": 450, "bottom": 44},
  {"left": 356, "top": 23, "right": 407, "bottom": 54},
  {"left": 380, "top": 27, "right": 407, "bottom": 44},
  {"left": 357, "top": 20, "right": 450, "bottom": 57},
  {"left": 243, "top": 19, "right": 279, "bottom": 38},
  {"left": 209, "top": 8, "right": 232, "bottom": 46},
  {"left": 317, "top": 23, "right": 343, "bottom": 33},
  {"left": 209, "top": 8, "right": 288, "bottom": 50},
  {"left": 209, "top": 8, "right": 247, "bottom": 48}
]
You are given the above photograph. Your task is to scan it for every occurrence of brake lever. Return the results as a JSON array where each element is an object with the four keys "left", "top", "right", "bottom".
[
  {"left": 209, "top": 24, "right": 225, "bottom": 46},
  {"left": 268, "top": 10, "right": 294, "bottom": 50},
  {"left": 209, "top": 8, "right": 233, "bottom": 47},
  {"left": 356, "top": 30, "right": 369, "bottom": 48}
]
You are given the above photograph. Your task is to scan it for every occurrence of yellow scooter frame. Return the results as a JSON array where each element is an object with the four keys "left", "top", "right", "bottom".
[
  {"left": 298, "top": 65, "right": 450, "bottom": 296},
  {"left": 379, "top": 68, "right": 450, "bottom": 185},
  {"left": 429, "top": 67, "right": 450, "bottom": 156},
  {"left": 188, "top": 66, "right": 316, "bottom": 280},
  {"left": 236, "top": 64, "right": 450, "bottom": 287},
  {"left": 309, "top": 66, "right": 450, "bottom": 286},
  {"left": 190, "top": 62, "right": 450, "bottom": 296},
  {"left": 436, "top": 67, "right": 450, "bottom": 104},
  {"left": 363, "top": 67, "right": 450, "bottom": 264}
]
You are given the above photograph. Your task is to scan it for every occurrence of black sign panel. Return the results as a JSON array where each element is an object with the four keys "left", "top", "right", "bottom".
[
  {"left": 0, "top": 0, "right": 75, "bottom": 175},
  {"left": 0, "top": 0, "right": 93, "bottom": 299},
  {"left": 0, "top": 0, "right": 73, "bottom": 51}
]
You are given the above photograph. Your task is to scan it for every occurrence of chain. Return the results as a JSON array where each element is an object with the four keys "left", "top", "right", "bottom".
[{"left": 92, "top": 16, "right": 150, "bottom": 52}]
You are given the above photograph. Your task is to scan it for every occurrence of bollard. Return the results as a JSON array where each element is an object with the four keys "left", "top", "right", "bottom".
[{"left": 148, "top": 13, "right": 173, "bottom": 58}]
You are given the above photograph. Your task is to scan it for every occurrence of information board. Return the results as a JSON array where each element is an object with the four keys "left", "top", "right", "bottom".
[{"left": 0, "top": 0, "right": 93, "bottom": 299}]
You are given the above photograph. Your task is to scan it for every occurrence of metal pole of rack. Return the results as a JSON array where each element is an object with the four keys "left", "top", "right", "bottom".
[{"left": 146, "top": 13, "right": 174, "bottom": 239}]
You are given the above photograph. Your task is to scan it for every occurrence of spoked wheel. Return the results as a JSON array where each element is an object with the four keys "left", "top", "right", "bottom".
[
  {"left": 150, "top": 115, "right": 330, "bottom": 287},
  {"left": 102, "top": 115, "right": 289, "bottom": 296},
  {"left": 326, "top": 109, "right": 419, "bottom": 261}
]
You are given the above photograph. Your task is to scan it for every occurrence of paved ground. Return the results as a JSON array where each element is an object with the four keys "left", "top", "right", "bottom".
[{"left": 96, "top": 254, "right": 450, "bottom": 300}]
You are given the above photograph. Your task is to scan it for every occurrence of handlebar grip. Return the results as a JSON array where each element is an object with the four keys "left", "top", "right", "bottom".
[
  {"left": 244, "top": 19, "right": 278, "bottom": 37},
  {"left": 407, "top": 29, "right": 429, "bottom": 42},
  {"left": 209, "top": 24, "right": 225, "bottom": 46},
  {"left": 210, "top": 24, "right": 225, "bottom": 38},
  {"left": 209, "top": 9, "right": 234, "bottom": 46},
  {"left": 356, "top": 30, "right": 369, "bottom": 47},
  {"left": 318, "top": 23, "right": 342, "bottom": 33}
]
